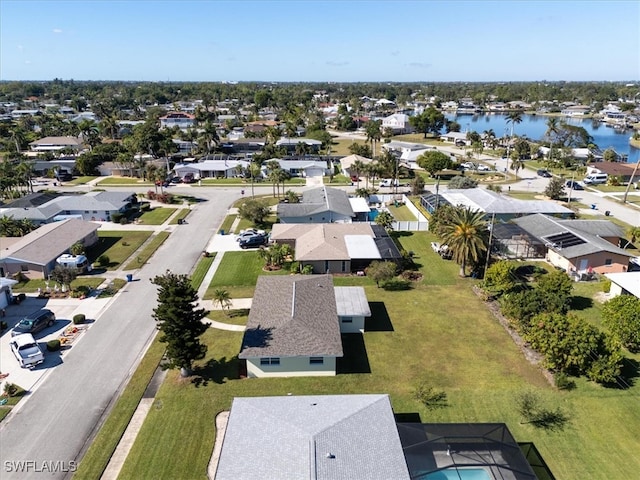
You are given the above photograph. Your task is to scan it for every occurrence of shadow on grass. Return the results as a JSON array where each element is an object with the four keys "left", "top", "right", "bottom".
[
  {"left": 570, "top": 295, "right": 593, "bottom": 310},
  {"left": 228, "top": 309, "right": 249, "bottom": 318},
  {"left": 366, "top": 302, "right": 394, "bottom": 332},
  {"left": 191, "top": 355, "right": 240, "bottom": 387},
  {"left": 337, "top": 334, "right": 371, "bottom": 374},
  {"left": 86, "top": 235, "right": 122, "bottom": 263},
  {"left": 611, "top": 357, "right": 640, "bottom": 389},
  {"left": 382, "top": 279, "right": 413, "bottom": 291},
  {"left": 394, "top": 412, "right": 422, "bottom": 423},
  {"left": 390, "top": 231, "right": 414, "bottom": 239}
]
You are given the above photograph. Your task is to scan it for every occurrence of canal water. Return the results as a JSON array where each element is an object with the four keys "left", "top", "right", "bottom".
[{"left": 444, "top": 113, "right": 639, "bottom": 163}]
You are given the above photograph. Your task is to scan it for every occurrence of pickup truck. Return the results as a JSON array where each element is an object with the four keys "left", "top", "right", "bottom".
[{"left": 10, "top": 333, "right": 45, "bottom": 368}]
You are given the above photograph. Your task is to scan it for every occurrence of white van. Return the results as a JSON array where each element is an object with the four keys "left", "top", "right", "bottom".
[
  {"left": 583, "top": 173, "right": 608, "bottom": 185},
  {"left": 379, "top": 179, "right": 399, "bottom": 187}
]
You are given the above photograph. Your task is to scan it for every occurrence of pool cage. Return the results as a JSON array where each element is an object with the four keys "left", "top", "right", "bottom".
[{"left": 397, "top": 423, "right": 539, "bottom": 480}]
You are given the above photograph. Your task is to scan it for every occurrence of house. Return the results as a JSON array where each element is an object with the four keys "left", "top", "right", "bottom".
[
  {"left": 270, "top": 223, "right": 402, "bottom": 273},
  {"left": 439, "top": 131, "right": 469, "bottom": 146},
  {"left": 275, "top": 137, "right": 322, "bottom": 153},
  {"left": 339, "top": 153, "right": 374, "bottom": 177},
  {"left": 513, "top": 214, "right": 635, "bottom": 275},
  {"left": 381, "top": 141, "right": 433, "bottom": 164},
  {"left": 159, "top": 112, "right": 195, "bottom": 129},
  {"left": 382, "top": 113, "right": 414, "bottom": 134},
  {"left": 277, "top": 186, "right": 356, "bottom": 223},
  {"left": 0, "top": 219, "right": 99, "bottom": 279},
  {"left": 29, "top": 136, "right": 84, "bottom": 152},
  {"left": 173, "top": 159, "right": 248, "bottom": 179},
  {"left": 238, "top": 275, "right": 370, "bottom": 377},
  {"left": 561, "top": 105, "right": 590, "bottom": 117},
  {"left": 586, "top": 162, "right": 639, "bottom": 184},
  {"left": 271, "top": 158, "right": 329, "bottom": 178},
  {"left": 0, "top": 191, "right": 137, "bottom": 224},
  {"left": 605, "top": 272, "right": 640, "bottom": 298},
  {"left": 420, "top": 188, "right": 574, "bottom": 222},
  {"left": 0, "top": 277, "right": 18, "bottom": 310},
  {"left": 214, "top": 394, "right": 410, "bottom": 480}
]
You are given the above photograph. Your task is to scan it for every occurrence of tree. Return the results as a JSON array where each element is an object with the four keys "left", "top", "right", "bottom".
[
  {"left": 212, "top": 289, "right": 232, "bottom": 316},
  {"left": 151, "top": 270, "right": 209, "bottom": 376},
  {"left": 375, "top": 211, "right": 394, "bottom": 231},
  {"left": 544, "top": 177, "right": 565, "bottom": 200},
  {"left": 545, "top": 117, "right": 561, "bottom": 161},
  {"left": 516, "top": 390, "right": 569, "bottom": 431},
  {"left": 347, "top": 142, "right": 372, "bottom": 158},
  {"left": 259, "top": 243, "right": 292, "bottom": 270},
  {"left": 351, "top": 159, "right": 366, "bottom": 188},
  {"left": 602, "top": 295, "right": 640, "bottom": 351},
  {"left": 410, "top": 175, "right": 425, "bottom": 195},
  {"left": 603, "top": 148, "right": 618, "bottom": 162},
  {"left": 365, "top": 120, "right": 382, "bottom": 157},
  {"left": 440, "top": 207, "right": 488, "bottom": 277},
  {"left": 69, "top": 242, "right": 84, "bottom": 256},
  {"left": 409, "top": 106, "right": 445, "bottom": 138},
  {"left": 284, "top": 190, "right": 300, "bottom": 203},
  {"left": 238, "top": 198, "right": 270, "bottom": 225},
  {"left": 536, "top": 270, "right": 573, "bottom": 314},
  {"left": 448, "top": 175, "right": 478, "bottom": 189},
  {"left": 365, "top": 261, "right": 397, "bottom": 287},
  {"left": 50, "top": 265, "right": 77, "bottom": 291},
  {"left": 510, "top": 157, "right": 525, "bottom": 178},
  {"left": 482, "top": 260, "right": 521, "bottom": 296},
  {"left": 416, "top": 150, "right": 453, "bottom": 176}
]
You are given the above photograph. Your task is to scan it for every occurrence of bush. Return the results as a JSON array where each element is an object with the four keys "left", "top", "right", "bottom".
[
  {"left": 97, "top": 255, "right": 110, "bottom": 267},
  {"left": 3, "top": 382, "right": 18, "bottom": 397},
  {"left": 601, "top": 279, "right": 611, "bottom": 293},
  {"left": 73, "top": 313, "right": 86, "bottom": 324},
  {"left": 111, "top": 212, "right": 123, "bottom": 223},
  {"left": 140, "top": 202, "right": 151, "bottom": 212},
  {"left": 119, "top": 216, "right": 129, "bottom": 225},
  {"left": 413, "top": 381, "right": 448, "bottom": 410},
  {"left": 47, "top": 339, "right": 61, "bottom": 352},
  {"left": 0, "top": 321, "right": 8, "bottom": 331},
  {"left": 554, "top": 372, "right": 575, "bottom": 391}
]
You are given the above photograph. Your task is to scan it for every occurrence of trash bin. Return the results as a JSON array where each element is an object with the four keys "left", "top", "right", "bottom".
[
  {"left": 126, "top": 274, "right": 133, "bottom": 282},
  {"left": 605, "top": 210, "right": 610, "bottom": 216},
  {"left": 219, "top": 229, "right": 225, "bottom": 235}
]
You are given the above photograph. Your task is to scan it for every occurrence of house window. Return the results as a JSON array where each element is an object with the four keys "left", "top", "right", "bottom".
[
  {"left": 309, "top": 357, "right": 324, "bottom": 365},
  {"left": 260, "top": 357, "right": 280, "bottom": 366},
  {"left": 92, "top": 210, "right": 98, "bottom": 214},
  {"left": 605, "top": 259, "right": 612, "bottom": 266},
  {"left": 21, "top": 265, "right": 29, "bottom": 272},
  {"left": 324, "top": 261, "right": 329, "bottom": 272},
  {"left": 84, "top": 210, "right": 90, "bottom": 213},
  {"left": 341, "top": 316, "right": 353, "bottom": 323},
  {"left": 341, "top": 261, "right": 347, "bottom": 272}
]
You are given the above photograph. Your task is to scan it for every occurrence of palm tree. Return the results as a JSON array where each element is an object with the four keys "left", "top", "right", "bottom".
[
  {"left": 440, "top": 207, "right": 489, "bottom": 277},
  {"left": 510, "top": 157, "right": 525, "bottom": 178},
  {"left": 545, "top": 117, "right": 561, "bottom": 162},
  {"left": 623, "top": 226, "right": 640, "bottom": 249},
  {"left": 365, "top": 120, "right": 382, "bottom": 157},
  {"left": 505, "top": 111, "right": 523, "bottom": 170},
  {"left": 351, "top": 159, "right": 365, "bottom": 189},
  {"left": 212, "top": 289, "right": 232, "bottom": 316}
]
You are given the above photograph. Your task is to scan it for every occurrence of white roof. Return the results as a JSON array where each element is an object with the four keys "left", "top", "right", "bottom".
[
  {"left": 605, "top": 272, "right": 640, "bottom": 298},
  {"left": 344, "top": 235, "right": 380, "bottom": 259},
  {"left": 334, "top": 287, "right": 371, "bottom": 317},
  {"left": 348, "top": 197, "right": 370, "bottom": 213}
]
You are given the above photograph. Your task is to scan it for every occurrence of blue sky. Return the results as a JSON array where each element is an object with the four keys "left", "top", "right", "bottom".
[{"left": 1, "top": 1, "right": 638, "bottom": 82}]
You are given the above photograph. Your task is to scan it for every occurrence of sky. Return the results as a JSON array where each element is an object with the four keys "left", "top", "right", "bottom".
[{"left": 1, "top": 0, "right": 639, "bottom": 82}]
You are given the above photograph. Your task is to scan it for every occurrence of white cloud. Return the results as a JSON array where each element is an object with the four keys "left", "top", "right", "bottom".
[{"left": 53, "top": 28, "right": 63, "bottom": 34}]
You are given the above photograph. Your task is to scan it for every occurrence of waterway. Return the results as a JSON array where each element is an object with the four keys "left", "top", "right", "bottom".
[{"left": 444, "top": 113, "right": 639, "bottom": 163}]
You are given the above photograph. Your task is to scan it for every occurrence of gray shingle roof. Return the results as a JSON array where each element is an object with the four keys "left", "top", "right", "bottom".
[
  {"left": 215, "top": 394, "right": 411, "bottom": 480},
  {"left": 239, "top": 275, "right": 343, "bottom": 358},
  {"left": 277, "top": 186, "right": 354, "bottom": 220},
  {"left": 55, "top": 191, "right": 135, "bottom": 211}
]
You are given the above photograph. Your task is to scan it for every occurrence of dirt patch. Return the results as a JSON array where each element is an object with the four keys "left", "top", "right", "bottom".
[
  {"left": 593, "top": 291, "right": 611, "bottom": 304},
  {"left": 472, "top": 286, "right": 555, "bottom": 386}
]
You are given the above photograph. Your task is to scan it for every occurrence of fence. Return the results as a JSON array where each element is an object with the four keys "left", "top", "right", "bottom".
[{"left": 392, "top": 221, "right": 429, "bottom": 231}]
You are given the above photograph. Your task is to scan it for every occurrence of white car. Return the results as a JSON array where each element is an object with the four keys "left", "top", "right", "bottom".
[
  {"left": 476, "top": 164, "right": 491, "bottom": 171},
  {"left": 10, "top": 333, "right": 44, "bottom": 368},
  {"left": 460, "top": 162, "right": 476, "bottom": 170}
]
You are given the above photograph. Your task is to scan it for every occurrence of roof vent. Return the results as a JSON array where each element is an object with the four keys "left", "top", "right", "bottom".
[{"left": 326, "top": 453, "right": 335, "bottom": 459}]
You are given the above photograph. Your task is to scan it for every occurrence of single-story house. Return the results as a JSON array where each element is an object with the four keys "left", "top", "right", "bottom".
[
  {"left": 271, "top": 158, "right": 329, "bottom": 178},
  {"left": 214, "top": 394, "right": 410, "bottom": 480},
  {"left": 277, "top": 186, "right": 356, "bottom": 223},
  {"left": 275, "top": 137, "right": 322, "bottom": 153},
  {"left": 420, "top": 188, "right": 574, "bottom": 222},
  {"left": 439, "top": 131, "right": 470, "bottom": 146},
  {"left": 29, "top": 136, "right": 84, "bottom": 152},
  {"left": 382, "top": 113, "right": 414, "bottom": 134},
  {"left": 238, "top": 275, "right": 370, "bottom": 377},
  {"left": 586, "top": 162, "right": 639, "bottom": 183},
  {"left": 0, "top": 191, "right": 138, "bottom": 224},
  {"left": 173, "top": 160, "right": 249, "bottom": 179},
  {"left": 339, "top": 153, "right": 374, "bottom": 178},
  {"left": 604, "top": 272, "right": 640, "bottom": 298},
  {"left": 0, "top": 219, "right": 99, "bottom": 279},
  {"left": 513, "top": 214, "right": 635, "bottom": 275},
  {"left": 270, "top": 223, "right": 402, "bottom": 273},
  {"left": 0, "top": 277, "right": 18, "bottom": 310}
]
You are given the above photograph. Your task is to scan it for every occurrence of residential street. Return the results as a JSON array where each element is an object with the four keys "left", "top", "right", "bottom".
[{"left": 0, "top": 186, "right": 242, "bottom": 479}]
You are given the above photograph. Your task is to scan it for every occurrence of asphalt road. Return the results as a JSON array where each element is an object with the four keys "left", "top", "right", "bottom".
[{"left": 0, "top": 186, "right": 242, "bottom": 480}]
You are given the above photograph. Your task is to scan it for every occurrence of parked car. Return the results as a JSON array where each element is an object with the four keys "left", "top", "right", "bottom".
[
  {"left": 10, "top": 333, "right": 44, "bottom": 368},
  {"left": 476, "top": 164, "right": 491, "bottom": 171},
  {"left": 236, "top": 229, "right": 266, "bottom": 242},
  {"left": 460, "top": 162, "right": 476, "bottom": 170},
  {"left": 583, "top": 173, "right": 608, "bottom": 185},
  {"left": 11, "top": 309, "right": 56, "bottom": 337},
  {"left": 565, "top": 180, "right": 584, "bottom": 190},
  {"left": 537, "top": 169, "right": 552, "bottom": 178},
  {"left": 379, "top": 178, "right": 399, "bottom": 187},
  {"left": 239, "top": 235, "right": 267, "bottom": 249}
]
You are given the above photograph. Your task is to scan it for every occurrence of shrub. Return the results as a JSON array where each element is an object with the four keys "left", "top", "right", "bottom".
[
  {"left": 413, "top": 381, "right": 448, "bottom": 410},
  {"left": 97, "top": 255, "right": 110, "bottom": 267},
  {"left": 601, "top": 278, "right": 611, "bottom": 293},
  {"left": 119, "top": 216, "right": 129, "bottom": 225},
  {"left": 73, "top": 314, "right": 86, "bottom": 324},
  {"left": 554, "top": 372, "right": 575, "bottom": 391},
  {"left": 111, "top": 212, "right": 123, "bottom": 223},
  {"left": 47, "top": 339, "right": 61, "bottom": 352},
  {"left": 140, "top": 202, "right": 151, "bottom": 212},
  {"left": 3, "top": 382, "right": 18, "bottom": 397},
  {"left": 0, "top": 321, "right": 7, "bottom": 331}
]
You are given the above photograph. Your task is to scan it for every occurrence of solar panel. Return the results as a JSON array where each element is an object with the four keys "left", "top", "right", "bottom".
[{"left": 545, "top": 231, "right": 586, "bottom": 248}]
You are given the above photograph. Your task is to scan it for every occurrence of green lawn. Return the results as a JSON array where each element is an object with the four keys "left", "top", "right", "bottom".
[
  {"left": 190, "top": 254, "right": 216, "bottom": 291},
  {"left": 231, "top": 195, "right": 280, "bottom": 208},
  {"left": 137, "top": 207, "right": 177, "bottom": 225},
  {"left": 235, "top": 214, "right": 277, "bottom": 233},
  {"left": 123, "top": 232, "right": 170, "bottom": 270},
  {"left": 68, "top": 176, "right": 98, "bottom": 185},
  {"left": 81, "top": 231, "right": 640, "bottom": 480},
  {"left": 388, "top": 204, "right": 417, "bottom": 221},
  {"left": 11, "top": 276, "right": 105, "bottom": 293},
  {"left": 0, "top": 385, "right": 27, "bottom": 423},
  {"left": 86, "top": 231, "right": 153, "bottom": 270},
  {"left": 168, "top": 208, "right": 190, "bottom": 225},
  {"left": 217, "top": 215, "right": 237, "bottom": 234},
  {"left": 97, "top": 177, "right": 152, "bottom": 185}
]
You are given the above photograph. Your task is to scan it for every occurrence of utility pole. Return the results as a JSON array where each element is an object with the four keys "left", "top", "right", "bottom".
[
  {"left": 483, "top": 212, "right": 496, "bottom": 277},
  {"left": 622, "top": 156, "right": 640, "bottom": 204}
]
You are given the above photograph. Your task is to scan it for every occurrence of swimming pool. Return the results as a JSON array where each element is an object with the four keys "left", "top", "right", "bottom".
[{"left": 423, "top": 467, "right": 492, "bottom": 480}]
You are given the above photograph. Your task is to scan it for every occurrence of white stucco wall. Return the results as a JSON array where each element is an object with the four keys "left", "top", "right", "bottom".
[
  {"left": 245, "top": 356, "right": 337, "bottom": 378},
  {"left": 339, "top": 315, "right": 365, "bottom": 333}
]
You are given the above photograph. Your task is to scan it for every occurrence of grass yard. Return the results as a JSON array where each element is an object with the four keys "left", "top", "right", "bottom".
[
  {"left": 11, "top": 276, "right": 105, "bottom": 293},
  {"left": 190, "top": 254, "right": 216, "bottom": 291},
  {"left": 203, "top": 251, "right": 290, "bottom": 299},
  {"left": 122, "top": 232, "right": 170, "bottom": 270},
  {"left": 83, "top": 231, "right": 640, "bottom": 480},
  {"left": 231, "top": 195, "right": 280, "bottom": 208},
  {"left": 68, "top": 176, "right": 98, "bottom": 185},
  {"left": 86, "top": 231, "right": 153, "bottom": 270},
  {"left": 235, "top": 214, "right": 277, "bottom": 233},
  {"left": 97, "top": 177, "right": 153, "bottom": 185},
  {"left": 330, "top": 138, "right": 367, "bottom": 156},
  {"left": 137, "top": 207, "right": 176, "bottom": 225},
  {"left": 0, "top": 385, "right": 27, "bottom": 423},
  {"left": 206, "top": 309, "right": 249, "bottom": 326},
  {"left": 168, "top": 208, "right": 190, "bottom": 225},
  {"left": 217, "top": 215, "right": 237, "bottom": 234},
  {"left": 388, "top": 204, "right": 417, "bottom": 221}
]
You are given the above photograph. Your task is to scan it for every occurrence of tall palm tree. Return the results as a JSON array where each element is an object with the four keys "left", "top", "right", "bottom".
[
  {"left": 212, "top": 289, "right": 232, "bottom": 316},
  {"left": 545, "top": 117, "right": 561, "bottom": 162},
  {"left": 440, "top": 207, "right": 489, "bottom": 277},
  {"left": 351, "top": 159, "right": 365, "bottom": 189},
  {"left": 510, "top": 157, "right": 525, "bottom": 178},
  {"left": 505, "top": 111, "right": 523, "bottom": 169},
  {"left": 365, "top": 120, "right": 382, "bottom": 157}
]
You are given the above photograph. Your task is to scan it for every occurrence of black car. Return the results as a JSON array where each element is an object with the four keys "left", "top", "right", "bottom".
[
  {"left": 537, "top": 169, "right": 552, "bottom": 178},
  {"left": 11, "top": 309, "right": 56, "bottom": 337},
  {"left": 565, "top": 180, "right": 584, "bottom": 190},
  {"left": 239, "top": 235, "right": 267, "bottom": 249}
]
